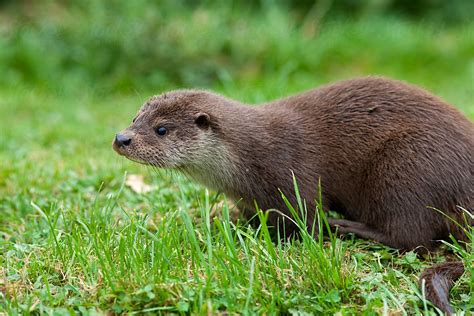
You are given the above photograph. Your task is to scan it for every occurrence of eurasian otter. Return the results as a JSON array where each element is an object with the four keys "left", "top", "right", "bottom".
[{"left": 113, "top": 76, "right": 473, "bottom": 314}]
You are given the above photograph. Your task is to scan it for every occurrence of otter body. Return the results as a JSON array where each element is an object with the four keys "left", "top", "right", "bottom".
[{"left": 114, "top": 77, "right": 473, "bottom": 314}]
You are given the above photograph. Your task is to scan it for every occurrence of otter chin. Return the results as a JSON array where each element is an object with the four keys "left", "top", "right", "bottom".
[{"left": 113, "top": 76, "right": 473, "bottom": 315}]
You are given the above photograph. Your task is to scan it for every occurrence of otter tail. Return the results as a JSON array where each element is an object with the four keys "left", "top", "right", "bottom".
[{"left": 419, "top": 261, "right": 465, "bottom": 315}]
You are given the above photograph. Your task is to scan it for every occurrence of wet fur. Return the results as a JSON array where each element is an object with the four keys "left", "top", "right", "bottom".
[{"left": 115, "top": 77, "right": 474, "bottom": 314}]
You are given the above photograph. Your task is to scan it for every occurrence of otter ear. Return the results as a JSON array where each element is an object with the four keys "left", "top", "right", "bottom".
[{"left": 194, "top": 112, "right": 211, "bottom": 129}]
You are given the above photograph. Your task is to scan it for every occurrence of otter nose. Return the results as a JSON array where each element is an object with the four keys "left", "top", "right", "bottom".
[{"left": 115, "top": 133, "right": 132, "bottom": 147}]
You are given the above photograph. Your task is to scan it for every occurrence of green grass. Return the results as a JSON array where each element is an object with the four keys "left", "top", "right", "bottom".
[{"left": 1, "top": 4, "right": 473, "bottom": 314}]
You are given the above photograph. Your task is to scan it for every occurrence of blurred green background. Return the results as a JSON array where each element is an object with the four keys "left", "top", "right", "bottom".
[{"left": 0, "top": 0, "right": 473, "bottom": 103}]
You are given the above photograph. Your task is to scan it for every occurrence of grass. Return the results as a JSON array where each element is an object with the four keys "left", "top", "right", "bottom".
[{"left": 1, "top": 3, "right": 473, "bottom": 314}]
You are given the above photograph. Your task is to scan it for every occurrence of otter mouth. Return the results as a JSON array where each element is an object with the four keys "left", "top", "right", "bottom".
[{"left": 112, "top": 141, "right": 151, "bottom": 165}]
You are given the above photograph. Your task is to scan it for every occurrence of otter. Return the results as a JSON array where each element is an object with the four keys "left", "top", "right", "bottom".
[{"left": 113, "top": 76, "right": 473, "bottom": 314}]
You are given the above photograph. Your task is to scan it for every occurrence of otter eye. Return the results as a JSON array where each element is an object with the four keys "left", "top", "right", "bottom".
[{"left": 156, "top": 127, "right": 167, "bottom": 136}]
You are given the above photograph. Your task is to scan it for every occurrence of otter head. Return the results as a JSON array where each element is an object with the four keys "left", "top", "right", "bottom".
[{"left": 113, "top": 91, "right": 219, "bottom": 169}]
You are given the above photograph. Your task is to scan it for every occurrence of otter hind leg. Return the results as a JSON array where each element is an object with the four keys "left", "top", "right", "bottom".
[
  {"left": 328, "top": 218, "right": 393, "bottom": 245},
  {"left": 327, "top": 218, "right": 425, "bottom": 250}
]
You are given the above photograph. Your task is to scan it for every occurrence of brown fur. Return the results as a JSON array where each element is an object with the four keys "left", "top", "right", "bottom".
[
  {"left": 113, "top": 76, "right": 473, "bottom": 314},
  {"left": 419, "top": 261, "right": 466, "bottom": 315}
]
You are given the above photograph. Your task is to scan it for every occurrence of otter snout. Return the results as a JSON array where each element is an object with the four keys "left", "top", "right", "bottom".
[
  {"left": 115, "top": 133, "right": 132, "bottom": 147},
  {"left": 113, "top": 131, "right": 134, "bottom": 154}
]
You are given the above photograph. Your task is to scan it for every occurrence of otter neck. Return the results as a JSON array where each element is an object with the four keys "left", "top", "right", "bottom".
[
  {"left": 185, "top": 104, "right": 265, "bottom": 188},
  {"left": 182, "top": 102, "right": 300, "bottom": 211}
]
